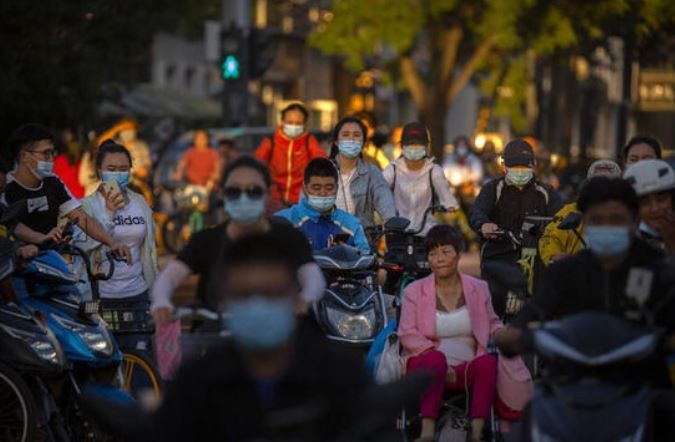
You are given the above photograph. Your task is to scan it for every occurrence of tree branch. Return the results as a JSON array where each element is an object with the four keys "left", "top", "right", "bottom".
[
  {"left": 446, "top": 34, "right": 497, "bottom": 105},
  {"left": 400, "top": 56, "right": 427, "bottom": 109},
  {"left": 439, "top": 26, "right": 463, "bottom": 91}
]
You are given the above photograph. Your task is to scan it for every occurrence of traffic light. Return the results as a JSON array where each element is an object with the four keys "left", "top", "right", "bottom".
[
  {"left": 222, "top": 55, "right": 240, "bottom": 80},
  {"left": 220, "top": 25, "right": 245, "bottom": 81},
  {"left": 248, "top": 28, "right": 275, "bottom": 80}
]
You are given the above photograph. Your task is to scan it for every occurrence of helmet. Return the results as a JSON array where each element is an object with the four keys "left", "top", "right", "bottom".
[{"left": 623, "top": 159, "right": 675, "bottom": 196}]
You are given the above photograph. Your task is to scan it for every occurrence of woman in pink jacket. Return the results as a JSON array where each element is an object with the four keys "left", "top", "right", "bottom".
[{"left": 399, "top": 224, "right": 533, "bottom": 442}]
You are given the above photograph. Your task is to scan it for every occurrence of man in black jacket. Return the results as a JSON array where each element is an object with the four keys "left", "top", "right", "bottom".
[
  {"left": 469, "top": 139, "right": 562, "bottom": 315},
  {"left": 149, "top": 233, "right": 371, "bottom": 441}
]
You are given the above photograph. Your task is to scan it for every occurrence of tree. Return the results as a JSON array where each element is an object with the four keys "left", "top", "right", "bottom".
[{"left": 309, "top": 0, "right": 674, "bottom": 157}]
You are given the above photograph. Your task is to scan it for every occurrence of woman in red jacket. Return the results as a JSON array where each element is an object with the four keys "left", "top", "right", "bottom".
[{"left": 255, "top": 102, "right": 326, "bottom": 205}]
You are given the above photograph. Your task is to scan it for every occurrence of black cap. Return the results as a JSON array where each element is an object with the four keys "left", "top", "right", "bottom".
[
  {"left": 503, "top": 139, "right": 534, "bottom": 167},
  {"left": 401, "top": 122, "right": 429, "bottom": 146}
]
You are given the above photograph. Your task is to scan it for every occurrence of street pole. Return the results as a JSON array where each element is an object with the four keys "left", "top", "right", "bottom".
[{"left": 616, "top": 2, "right": 636, "bottom": 159}]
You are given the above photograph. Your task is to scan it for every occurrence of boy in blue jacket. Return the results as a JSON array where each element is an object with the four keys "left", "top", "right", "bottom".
[{"left": 276, "top": 158, "right": 370, "bottom": 254}]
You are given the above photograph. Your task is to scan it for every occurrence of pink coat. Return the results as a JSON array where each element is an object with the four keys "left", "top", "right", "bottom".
[{"left": 398, "top": 272, "right": 533, "bottom": 411}]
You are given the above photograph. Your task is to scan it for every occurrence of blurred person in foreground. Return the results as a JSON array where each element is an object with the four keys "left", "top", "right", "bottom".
[
  {"left": 255, "top": 102, "right": 326, "bottom": 206},
  {"left": 539, "top": 159, "right": 622, "bottom": 266},
  {"left": 149, "top": 233, "right": 370, "bottom": 441}
]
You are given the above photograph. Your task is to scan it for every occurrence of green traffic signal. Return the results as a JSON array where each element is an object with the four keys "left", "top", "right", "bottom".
[{"left": 222, "top": 54, "right": 240, "bottom": 80}]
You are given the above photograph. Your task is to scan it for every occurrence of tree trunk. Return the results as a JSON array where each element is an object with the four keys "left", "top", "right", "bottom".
[{"left": 421, "top": 93, "right": 448, "bottom": 160}]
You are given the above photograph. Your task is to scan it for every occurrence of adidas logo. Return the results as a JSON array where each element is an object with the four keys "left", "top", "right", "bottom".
[{"left": 114, "top": 215, "right": 146, "bottom": 226}]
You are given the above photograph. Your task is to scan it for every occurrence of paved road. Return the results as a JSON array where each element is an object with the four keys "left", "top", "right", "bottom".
[{"left": 159, "top": 251, "right": 482, "bottom": 305}]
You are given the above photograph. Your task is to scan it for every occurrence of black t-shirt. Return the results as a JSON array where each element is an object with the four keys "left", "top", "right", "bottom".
[
  {"left": 1, "top": 175, "right": 80, "bottom": 234},
  {"left": 177, "top": 217, "right": 313, "bottom": 308}
]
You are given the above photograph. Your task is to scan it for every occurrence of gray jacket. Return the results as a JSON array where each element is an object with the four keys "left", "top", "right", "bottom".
[{"left": 334, "top": 157, "right": 397, "bottom": 228}]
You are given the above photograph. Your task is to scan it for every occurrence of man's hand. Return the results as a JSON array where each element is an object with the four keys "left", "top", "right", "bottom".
[
  {"left": 481, "top": 222, "right": 500, "bottom": 239},
  {"left": 16, "top": 245, "right": 38, "bottom": 262},
  {"left": 110, "top": 242, "right": 132, "bottom": 265},
  {"left": 44, "top": 225, "right": 65, "bottom": 245},
  {"left": 152, "top": 306, "right": 174, "bottom": 325}
]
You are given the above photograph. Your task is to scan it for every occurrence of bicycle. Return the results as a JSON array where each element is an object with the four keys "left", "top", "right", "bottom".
[{"left": 161, "top": 182, "right": 211, "bottom": 254}]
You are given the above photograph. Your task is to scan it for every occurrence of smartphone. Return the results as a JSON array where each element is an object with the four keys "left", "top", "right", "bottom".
[{"left": 102, "top": 179, "right": 120, "bottom": 195}]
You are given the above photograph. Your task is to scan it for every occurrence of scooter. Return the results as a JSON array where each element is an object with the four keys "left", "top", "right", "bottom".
[{"left": 312, "top": 244, "right": 388, "bottom": 348}]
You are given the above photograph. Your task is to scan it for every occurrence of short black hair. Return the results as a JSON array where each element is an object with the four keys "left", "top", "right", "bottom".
[
  {"left": 622, "top": 135, "right": 662, "bottom": 161},
  {"left": 355, "top": 111, "right": 377, "bottom": 129},
  {"left": 221, "top": 155, "right": 271, "bottom": 189},
  {"left": 577, "top": 176, "right": 639, "bottom": 217},
  {"left": 96, "top": 139, "right": 132, "bottom": 169},
  {"left": 303, "top": 157, "right": 338, "bottom": 184},
  {"left": 222, "top": 233, "right": 296, "bottom": 284},
  {"left": 425, "top": 224, "right": 464, "bottom": 254},
  {"left": 280, "top": 103, "right": 308, "bottom": 121},
  {"left": 8, "top": 123, "right": 55, "bottom": 157}
]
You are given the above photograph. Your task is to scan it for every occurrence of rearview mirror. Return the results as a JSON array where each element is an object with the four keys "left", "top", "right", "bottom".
[
  {"left": 0, "top": 200, "right": 27, "bottom": 232},
  {"left": 558, "top": 212, "right": 582, "bottom": 231},
  {"left": 384, "top": 217, "right": 410, "bottom": 232},
  {"left": 482, "top": 261, "right": 528, "bottom": 292}
]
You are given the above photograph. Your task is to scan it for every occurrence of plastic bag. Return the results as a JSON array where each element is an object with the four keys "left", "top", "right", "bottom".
[
  {"left": 154, "top": 320, "right": 182, "bottom": 380},
  {"left": 374, "top": 332, "right": 403, "bottom": 384}
]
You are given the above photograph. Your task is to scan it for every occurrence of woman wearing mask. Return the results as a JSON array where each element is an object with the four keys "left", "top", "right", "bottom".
[
  {"left": 383, "top": 122, "right": 458, "bottom": 235},
  {"left": 255, "top": 102, "right": 327, "bottom": 206},
  {"left": 331, "top": 117, "right": 396, "bottom": 228},
  {"left": 151, "top": 155, "right": 325, "bottom": 321},
  {"left": 74, "top": 140, "right": 158, "bottom": 352}
]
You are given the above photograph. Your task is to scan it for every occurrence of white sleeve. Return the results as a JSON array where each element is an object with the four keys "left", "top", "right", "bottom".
[
  {"left": 297, "top": 262, "right": 326, "bottom": 302},
  {"left": 382, "top": 165, "right": 394, "bottom": 186},
  {"left": 150, "top": 260, "right": 193, "bottom": 311},
  {"left": 432, "top": 165, "right": 458, "bottom": 210}
]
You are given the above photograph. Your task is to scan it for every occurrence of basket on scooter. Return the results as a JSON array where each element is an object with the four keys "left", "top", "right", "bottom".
[
  {"left": 384, "top": 231, "right": 429, "bottom": 274},
  {"left": 100, "top": 299, "right": 154, "bottom": 334}
]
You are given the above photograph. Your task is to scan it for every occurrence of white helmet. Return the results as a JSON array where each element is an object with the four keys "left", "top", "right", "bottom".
[{"left": 623, "top": 159, "right": 675, "bottom": 196}]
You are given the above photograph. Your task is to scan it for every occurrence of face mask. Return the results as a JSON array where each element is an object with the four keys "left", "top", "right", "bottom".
[
  {"left": 456, "top": 146, "right": 469, "bottom": 156},
  {"left": 227, "top": 296, "right": 296, "bottom": 350},
  {"left": 224, "top": 194, "right": 266, "bottom": 225},
  {"left": 307, "top": 194, "right": 336, "bottom": 213},
  {"left": 584, "top": 226, "right": 631, "bottom": 259},
  {"left": 101, "top": 171, "right": 130, "bottom": 190},
  {"left": 31, "top": 160, "right": 54, "bottom": 180},
  {"left": 283, "top": 124, "right": 304, "bottom": 139},
  {"left": 338, "top": 139, "right": 362, "bottom": 158},
  {"left": 402, "top": 145, "right": 427, "bottom": 161},
  {"left": 506, "top": 168, "right": 533, "bottom": 186}
]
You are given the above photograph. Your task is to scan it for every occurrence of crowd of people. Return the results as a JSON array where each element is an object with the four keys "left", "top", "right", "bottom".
[{"left": 1, "top": 100, "right": 674, "bottom": 441}]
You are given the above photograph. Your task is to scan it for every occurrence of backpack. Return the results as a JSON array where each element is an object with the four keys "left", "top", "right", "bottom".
[{"left": 390, "top": 164, "right": 438, "bottom": 207}]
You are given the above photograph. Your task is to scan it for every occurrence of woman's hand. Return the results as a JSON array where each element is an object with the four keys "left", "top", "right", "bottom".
[
  {"left": 446, "top": 367, "right": 457, "bottom": 384},
  {"left": 104, "top": 187, "right": 126, "bottom": 212},
  {"left": 110, "top": 242, "right": 132, "bottom": 265}
]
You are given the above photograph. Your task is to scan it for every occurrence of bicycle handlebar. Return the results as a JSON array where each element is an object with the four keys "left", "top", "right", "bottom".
[{"left": 171, "top": 306, "right": 224, "bottom": 322}]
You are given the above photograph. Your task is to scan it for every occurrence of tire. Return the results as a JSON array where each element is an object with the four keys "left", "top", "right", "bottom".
[
  {"left": 161, "top": 211, "right": 188, "bottom": 255},
  {"left": 0, "top": 361, "right": 38, "bottom": 442},
  {"left": 121, "top": 350, "right": 162, "bottom": 400}
]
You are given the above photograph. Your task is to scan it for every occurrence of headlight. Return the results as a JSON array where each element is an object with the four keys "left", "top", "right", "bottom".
[
  {"left": 0, "top": 324, "right": 62, "bottom": 366},
  {"left": 52, "top": 314, "right": 113, "bottom": 356},
  {"left": 325, "top": 306, "right": 375, "bottom": 340}
]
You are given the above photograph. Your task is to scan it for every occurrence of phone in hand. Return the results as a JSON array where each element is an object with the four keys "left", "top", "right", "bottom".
[{"left": 102, "top": 179, "right": 120, "bottom": 195}]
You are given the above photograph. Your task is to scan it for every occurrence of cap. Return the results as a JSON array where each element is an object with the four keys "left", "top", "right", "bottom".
[
  {"left": 503, "top": 139, "right": 534, "bottom": 167},
  {"left": 624, "top": 159, "right": 675, "bottom": 196},
  {"left": 401, "top": 122, "right": 429, "bottom": 146},
  {"left": 587, "top": 159, "right": 622, "bottom": 179}
]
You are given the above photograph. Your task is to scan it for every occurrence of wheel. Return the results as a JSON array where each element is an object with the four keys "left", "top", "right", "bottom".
[
  {"left": 161, "top": 211, "right": 188, "bottom": 255},
  {"left": 0, "top": 361, "right": 37, "bottom": 442},
  {"left": 121, "top": 350, "right": 162, "bottom": 400}
]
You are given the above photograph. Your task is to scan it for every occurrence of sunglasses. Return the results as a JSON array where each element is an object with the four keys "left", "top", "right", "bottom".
[{"left": 223, "top": 185, "right": 266, "bottom": 201}]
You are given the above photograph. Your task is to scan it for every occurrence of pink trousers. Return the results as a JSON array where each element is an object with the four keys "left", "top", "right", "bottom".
[{"left": 407, "top": 350, "right": 497, "bottom": 419}]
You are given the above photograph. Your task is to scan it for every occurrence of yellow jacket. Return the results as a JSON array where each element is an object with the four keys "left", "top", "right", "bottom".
[
  {"left": 538, "top": 202, "right": 584, "bottom": 266},
  {"left": 362, "top": 143, "right": 390, "bottom": 170}
]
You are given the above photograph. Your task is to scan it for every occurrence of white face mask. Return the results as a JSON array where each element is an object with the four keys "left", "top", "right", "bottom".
[{"left": 283, "top": 124, "right": 304, "bottom": 139}]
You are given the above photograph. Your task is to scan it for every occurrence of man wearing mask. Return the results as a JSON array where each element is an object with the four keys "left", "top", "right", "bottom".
[
  {"left": 255, "top": 102, "right": 326, "bottom": 206},
  {"left": 469, "top": 139, "right": 562, "bottom": 316},
  {"left": 149, "top": 233, "right": 371, "bottom": 441},
  {"left": 1, "top": 123, "right": 131, "bottom": 261},
  {"left": 151, "top": 156, "right": 325, "bottom": 320},
  {"left": 276, "top": 158, "right": 370, "bottom": 254}
]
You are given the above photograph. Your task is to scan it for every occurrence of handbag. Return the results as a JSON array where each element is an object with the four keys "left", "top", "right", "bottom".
[
  {"left": 154, "top": 320, "right": 182, "bottom": 380},
  {"left": 374, "top": 332, "right": 403, "bottom": 384}
]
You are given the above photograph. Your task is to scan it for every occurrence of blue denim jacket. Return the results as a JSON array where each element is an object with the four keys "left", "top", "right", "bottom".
[{"left": 275, "top": 197, "right": 371, "bottom": 254}]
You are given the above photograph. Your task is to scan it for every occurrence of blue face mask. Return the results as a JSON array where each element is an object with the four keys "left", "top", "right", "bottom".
[
  {"left": 306, "top": 194, "right": 336, "bottom": 213},
  {"left": 402, "top": 145, "right": 427, "bottom": 161},
  {"left": 224, "top": 194, "right": 266, "bottom": 225},
  {"left": 283, "top": 124, "right": 304, "bottom": 139},
  {"left": 506, "top": 168, "right": 534, "bottom": 186},
  {"left": 31, "top": 160, "right": 54, "bottom": 180},
  {"left": 227, "top": 296, "right": 297, "bottom": 350},
  {"left": 584, "top": 226, "right": 631, "bottom": 259},
  {"left": 101, "top": 171, "right": 131, "bottom": 190},
  {"left": 338, "top": 139, "right": 362, "bottom": 158}
]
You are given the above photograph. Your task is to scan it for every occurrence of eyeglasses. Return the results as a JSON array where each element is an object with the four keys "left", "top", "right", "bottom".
[
  {"left": 27, "top": 149, "right": 57, "bottom": 159},
  {"left": 223, "top": 185, "right": 266, "bottom": 201}
]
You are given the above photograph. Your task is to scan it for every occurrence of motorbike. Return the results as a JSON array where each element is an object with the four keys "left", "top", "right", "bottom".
[
  {"left": 312, "top": 244, "right": 388, "bottom": 348},
  {"left": 161, "top": 182, "right": 210, "bottom": 254}
]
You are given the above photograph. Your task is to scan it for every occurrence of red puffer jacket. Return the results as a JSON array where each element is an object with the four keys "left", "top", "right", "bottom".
[{"left": 255, "top": 127, "right": 326, "bottom": 205}]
